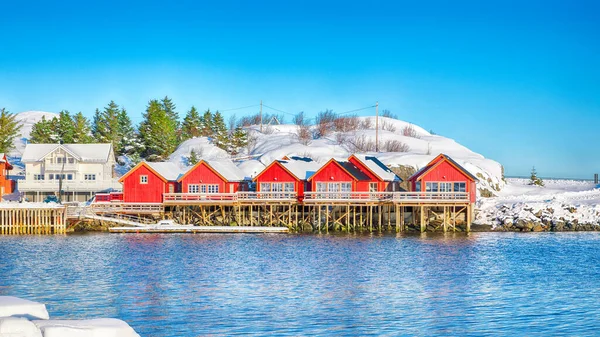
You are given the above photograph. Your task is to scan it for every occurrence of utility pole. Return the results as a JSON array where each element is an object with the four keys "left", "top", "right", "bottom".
[
  {"left": 260, "top": 100, "right": 263, "bottom": 132},
  {"left": 375, "top": 101, "right": 379, "bottom": 152}
]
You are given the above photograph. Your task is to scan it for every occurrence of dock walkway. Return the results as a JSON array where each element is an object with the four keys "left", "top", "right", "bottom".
[{"left": 109, "top": 225, "right": 290, "bottom": 234}]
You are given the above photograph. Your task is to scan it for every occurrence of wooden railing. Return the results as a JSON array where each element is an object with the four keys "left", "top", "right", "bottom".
[
  {"left": 237, "top": 192, "right": 297, "bottom": 201},
  {"left": 90, "top": 203, "right": 164, "bottom": 213},
  {"left": 392, "top": 192, "right": 469, "bottom": 202},
  {"left": 303, "top": 192, "right": 393, "bottom": 202},
  {"left": 163, "top": 193, "right": 237, "bottom": 203},
  {"left": 303, "top": 191, "right": 470, "bottom": 202}
]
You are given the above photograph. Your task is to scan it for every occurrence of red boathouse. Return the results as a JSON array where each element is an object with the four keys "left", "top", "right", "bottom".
[
  {"left": 307, "top": 158, "right": 372, "bottom": 194},
  {"left": 0, "top": 153, "right": 14, "bottom": 198},
  {"left": 408, "top": 154, "right": 478, "bottom": 203},
  {"left": 253, "top": 159, "right": 320, "bottom": 200},
  {"left": 178, "top": 159, "right": 246, "bottom": 194},
  {"left": 119, "top": 162, "right": 183, "bottom": 203},
  {"left": 348, "top": 154, "right": 401, "bottom": 192}
]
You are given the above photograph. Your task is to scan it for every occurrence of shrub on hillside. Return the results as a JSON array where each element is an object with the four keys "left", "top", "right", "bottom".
[{"left": 401, "top": 124, "right": 420, "bottom": 138}]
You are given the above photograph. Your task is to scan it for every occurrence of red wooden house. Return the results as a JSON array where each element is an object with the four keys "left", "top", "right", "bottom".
[
  {"left": 407, "top": 154, "right": 478, "bottom": 203},
  {"left": 178, "top": 159, "right": 246, "bottom": 194},
  {"left": 253, "top": 159, "right": 320, "bottom": 200},
  {"left": 118, "top": 162, "right": 183, "bottom": 203},
  {"left": 307, "top": 158, "right": 372, "bottom": 195},
  {"left": 348, "top": 154, "right": 401, "bottom": 192},
  {"left": 0, "top": 153, "right": 14, "bottom": 198}
]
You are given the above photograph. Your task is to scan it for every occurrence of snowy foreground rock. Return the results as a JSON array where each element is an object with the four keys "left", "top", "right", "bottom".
[
  {"left": 0, "top": 296, "right": 139, "bottom": 337},
  {"left": 474, "top": 178, "right": 600, "bottom": 231}
]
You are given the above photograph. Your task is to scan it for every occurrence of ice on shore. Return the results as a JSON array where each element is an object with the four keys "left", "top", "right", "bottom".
[
  {"left": 0, "top": 296, "right": 49, "bottom": 320},
  {"left": 0, "top": 296, "right": 139, "bottom": 337},
  {"left": 33, "top": 319, "right": 140, "bottom": 337},
  {"left": 0, "top": 317, "right": 43, "bottom": 337}
]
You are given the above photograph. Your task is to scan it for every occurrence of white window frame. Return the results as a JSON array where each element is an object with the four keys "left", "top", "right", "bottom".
[
  {"left": 369, "top": 182, "right": 377, "bottom": 192},
  {"left": 454, "top": 182, "right": 466, "bottom": 193},
  {"left": 189, "top": 184, "right": 199, "bottom": 193},
  {"left": 140, "top": 175, "right": 148, "bottom": 184},
  {"left": 85, "top": 174, "right": 96, "bottom": 181}
]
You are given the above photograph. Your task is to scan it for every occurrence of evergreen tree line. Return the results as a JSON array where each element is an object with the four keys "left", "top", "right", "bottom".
[{"left": 24, "top": 96, "right": 248, "bottom": 163}]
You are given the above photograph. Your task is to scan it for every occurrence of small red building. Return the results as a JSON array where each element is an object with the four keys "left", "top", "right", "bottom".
[
  {"left": 178, "top": 159, "right": 246, "bottom": 194},
  {"left": 253, "top": 159, "right": 320, "bottom": 200},
  {"left": 119, "top": 162, "right": 183, "bottom": 203},
  {"left": 307, "top": 158, "right": 372, "bottom": 194},
  {"left": 408, "top": 154, "right": 478, "bottom": 203},
  {"left": 0, "top": 153, "right": 14, "bottom": 198},
  {"left": 348, "top": 154, "right": 401, "bottom": 191}
]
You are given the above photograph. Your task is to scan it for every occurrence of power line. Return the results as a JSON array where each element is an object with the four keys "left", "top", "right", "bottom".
[
  {"left": 262, "top": 104, "right": 298, "bottom": 116},
  {"left": 220, "top": 104, "right": 260, "bottom": 112}
]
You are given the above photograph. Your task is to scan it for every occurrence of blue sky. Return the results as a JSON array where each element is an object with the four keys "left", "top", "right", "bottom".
[{"left": 1, "top": 0, "right": 598, "bottom": 178}]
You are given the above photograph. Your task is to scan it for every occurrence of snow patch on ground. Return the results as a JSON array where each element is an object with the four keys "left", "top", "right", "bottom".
[{"left": 475, "top": 178, "right": 600, "bottom": 229}]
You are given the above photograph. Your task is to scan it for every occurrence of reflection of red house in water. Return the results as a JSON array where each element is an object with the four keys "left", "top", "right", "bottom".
[
  {"left": 408, "top": 154, "right": 478, "bottom": 203},
  {"left": 0, "top": 153, "right": 14, "bottom": 198},
  {"left": 118, "top": 162, "right": 183, "bottom": 203}
]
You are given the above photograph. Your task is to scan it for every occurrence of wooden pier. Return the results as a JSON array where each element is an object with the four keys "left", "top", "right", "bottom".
[
  {"left": 95, "top": 191, "right": 474, "bottom": 233},
  {"left": 109, "top": 225, "right": 290, "bottom": 234},
  {"left": 0, "top": 206, "right": 67, "bottom": 235}
]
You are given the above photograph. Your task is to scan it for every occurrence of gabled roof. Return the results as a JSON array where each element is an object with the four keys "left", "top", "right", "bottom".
[
  {"left": 408, "top": 154, "right": 478, "bottom": 182},
  {"left": 308, "top": 158, "right": 370, "bottom": 181},
  {"left": 21, "top": 144, "right": 114, "bottom": 163},
  {"left": 281, "top": 155, "right": 314, "bottom": 163},
  {"left": 253, "top": 159, "right": 320, "bottom": 181},
  {"left": 0, "top": 153, "right": 12, "bottom": 170},
  {"left": 118, "top": 161, "right": 184, "bottom": 183},
  {"left": 350, "top": 154, "right": 401, "bottom": 182},
  {"left": 178, "top": 159, "right": 246, "bottom": 182}
]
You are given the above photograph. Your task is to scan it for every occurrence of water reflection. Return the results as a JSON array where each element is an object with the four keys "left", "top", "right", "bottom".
[{"left": 1, "top": 232, "right": 599, "bottom": 336}]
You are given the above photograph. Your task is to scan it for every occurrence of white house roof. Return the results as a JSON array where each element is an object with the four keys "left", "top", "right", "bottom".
[
  {"left": 0, "top": 153, "right": 5, "bottom": 163},
  {"left": 205, "top": 159, "right": 246, "bottom": 181},
  {"left": 353, "top": 155, "right": 400, "bottom": 181},
  {"left": 279, "top": 159, "right": 321, "bottom": 180},
  {"left": 21, "top": 144, "right": 114, "bottom": 163},
  {"left": 146, "top": 162, "right": 184, "bottom": 181}
]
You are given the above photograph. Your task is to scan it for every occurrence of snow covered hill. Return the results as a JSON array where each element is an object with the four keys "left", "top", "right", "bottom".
[
  {"left": 10, "top": 111, "right": 58, "bottom": 157},
  {"left": 167, "top": 116, "right": 505, "bottom": 193}
]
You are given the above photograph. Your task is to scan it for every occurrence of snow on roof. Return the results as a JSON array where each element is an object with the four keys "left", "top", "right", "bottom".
[
  {"left": 353, "top": 155, "right": 400, "bottom": 181},
  {"left": 21, "top": 144, "right": 114, "bottom": 163},
  {"left": 279, "top": 159, "right": 321, "bottom": 180},
  {"left": 338, "top": 161, "right": 371, "bottom": 181},
  {"left": 146, "top": 162, "right": 184, "bottom": 181},
  {"left": 205, "top": 159, "right": 246, "bottom": 181},
  {"left": 0, "top": 153, "right": 5, "bottom": 163}
]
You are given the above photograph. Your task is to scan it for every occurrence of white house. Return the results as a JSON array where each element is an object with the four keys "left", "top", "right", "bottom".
[{"left": 19, "top": 143, "right": 122, "bottom": 202}]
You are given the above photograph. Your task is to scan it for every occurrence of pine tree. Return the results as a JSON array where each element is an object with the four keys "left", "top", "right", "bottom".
[
  {"left": 181, "top": 106, "right": 202, "bottom": 140},
  {"left": 55, "top": 110, "right": 75, "bottom": 143},
  {"left": 117, "top": 108, "right": 140, "bottom": 156},
  {"left": 230, "top": 127, "right": 248, "bottom": 155},
  {"left": 161, "top": 96, "right": 179, "bottom": 128},
  {"left": 0, "top": 108, "right": 22, "bottom": 153},
  {"left": 93, "top": 101, "right": 122, "bottom": 153},
  {"left": 188, "top": 149, "right": 200, "bottom": 165},
  {"left": 138, "top": 99, "right": 179, "bottom": 161},
  {"left": 212, "top": 111, "right": 229, "bottom": 150},
  {"left": 529, "top": 166, "right": 545, "bottom": 187},
  {"left": 72, "top": 112, "right": 94, "bottom": 143},
  {"left": 200, "top": 109, "right": 213, "bottom": 137},
  {"left": 29, "top": 116, "right": 56, "bottom": 144}
]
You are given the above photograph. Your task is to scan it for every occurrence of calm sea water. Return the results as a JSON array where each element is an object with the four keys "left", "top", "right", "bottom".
[{"left": 1, "top": 232, "right": 599, "bottom": 336}]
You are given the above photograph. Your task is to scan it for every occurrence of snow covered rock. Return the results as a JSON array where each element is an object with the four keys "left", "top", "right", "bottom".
[
  {"left": 0, "top": 297, "right": 49, "bottom": 320},
  {"left": 33, "top": 319, "right": 140, "bottom": 337},
  {"left": 0, "top": 317, "right": 43, "bottom": 337}
]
